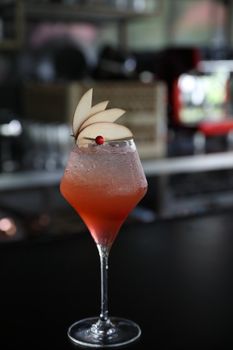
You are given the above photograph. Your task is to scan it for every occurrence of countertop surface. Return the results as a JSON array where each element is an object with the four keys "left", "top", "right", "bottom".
[{"left": 0, "top": 210, "right": 233, "bottom": 349}]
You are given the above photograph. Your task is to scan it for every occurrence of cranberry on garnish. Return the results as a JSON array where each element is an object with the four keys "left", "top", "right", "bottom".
[{"left": 95, "top": 135, "right": 105, "bottom": 145}]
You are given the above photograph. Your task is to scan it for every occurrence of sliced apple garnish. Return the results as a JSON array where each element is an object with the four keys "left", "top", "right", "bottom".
[
  {"left": 87, "top": 100, "right": 109, "bottom": 119},
  {"left": 72, "top": 88, "right": 93, "bottom": 137},
  {"left": 79, "top": 108, "right": 125, "bottom": 132},
  {"left": 72, "top": 89, "right": 132, "bottom": 144},
  {"left": 76, "top": 122, "right": 133, "bottom": 146}
]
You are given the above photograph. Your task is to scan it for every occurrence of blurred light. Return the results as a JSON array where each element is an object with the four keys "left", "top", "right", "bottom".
[
  {"left": 37, "top": 59, "right": 55, "bottom": 82},
  {"left": 178, "top": 75, "right": 196, "bottom": 93},
  {"left": 0, "top": 217, "right": 17, "bottom": 237},
  {"left": 9, "top": 120, "right": 22, "bottom": 135},
  {"left": 124, "top": 58, "right": 137, "bottom": 74},
  {"left": 191, "top": 85, "right": 205, "bottom": 105},
  {"left": 139, "top": 71, "right": 154, "bottom": 83},
  {"left": 0, "top": 120, "right": 22, "bottom": 136},
  {"left": 132, "top": 0, "right": 146, "bottom": 12}
]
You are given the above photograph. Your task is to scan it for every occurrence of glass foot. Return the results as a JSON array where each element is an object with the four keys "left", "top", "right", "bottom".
[{"left": 68, "top": 317, "right": 141, "bottom": 348}]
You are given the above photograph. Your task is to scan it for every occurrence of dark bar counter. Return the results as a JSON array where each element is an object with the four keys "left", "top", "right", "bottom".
[{"left": 0, "top": 211, "right": 233, "bottom": 350}]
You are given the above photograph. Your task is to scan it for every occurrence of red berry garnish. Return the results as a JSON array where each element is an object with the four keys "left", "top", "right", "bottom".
[{"left": 95, "top": 135, "right": 104, "bottom": 145}]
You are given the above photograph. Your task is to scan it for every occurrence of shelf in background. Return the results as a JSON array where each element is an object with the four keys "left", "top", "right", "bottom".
[
  {"left": 25, "top": 3, "right": 155, "bottom": 22},
  {"left": 1, "top": 151, "right": 233, "bottom": 191},
  {"left": 143, "top": 150, "right": 233, "bottom": 176},
  {"left": 0, "top": 170, "right": 63, "bottom": 191}
]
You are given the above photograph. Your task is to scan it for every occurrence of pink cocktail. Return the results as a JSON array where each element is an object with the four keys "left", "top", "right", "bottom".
[
  {"left": 60, "top": 141, "right": 147, "bottom": 247},
  {"left": 60, "top": 88, "right": 148, "bottom": 348}
]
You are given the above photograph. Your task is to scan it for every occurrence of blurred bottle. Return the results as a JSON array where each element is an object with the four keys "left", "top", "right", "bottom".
[{"left": 94, "top": 45, "right": 137, "bottom": 80}]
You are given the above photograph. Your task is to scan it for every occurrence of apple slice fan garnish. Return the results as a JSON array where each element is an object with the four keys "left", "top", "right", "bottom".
[{"left": 72, "top": 88, "right": 133, "bottom": 146}]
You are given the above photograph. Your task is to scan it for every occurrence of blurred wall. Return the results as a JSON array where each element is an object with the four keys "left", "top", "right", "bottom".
[{"left": 100, "top": 0, "right": 232, "bottom": 51}]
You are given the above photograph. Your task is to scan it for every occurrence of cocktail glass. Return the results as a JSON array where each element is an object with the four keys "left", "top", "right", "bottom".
[{"left": 60, "top": 138, "right": 148, "bottom": 348}]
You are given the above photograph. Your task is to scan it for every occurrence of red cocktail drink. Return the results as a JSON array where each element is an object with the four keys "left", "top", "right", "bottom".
[{"left": 60, "top": 141, "right": 147, "bottom": 247}]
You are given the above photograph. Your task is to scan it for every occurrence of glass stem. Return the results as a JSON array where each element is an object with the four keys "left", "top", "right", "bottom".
[{"left": 97, "top": 244, "right": 110, "bottom": 323}]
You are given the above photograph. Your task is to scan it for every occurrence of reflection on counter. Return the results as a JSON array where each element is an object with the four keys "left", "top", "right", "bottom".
[{"left": 0, "top": 183, "right": 156, "bottom": 243}]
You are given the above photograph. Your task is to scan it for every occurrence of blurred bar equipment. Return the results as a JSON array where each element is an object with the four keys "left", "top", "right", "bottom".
[
  {"left": 23, "top": 121, "right": 72, "bottom": 171},
  {"left": 0, "top": 109, "right": 23, "bottom": 172}
]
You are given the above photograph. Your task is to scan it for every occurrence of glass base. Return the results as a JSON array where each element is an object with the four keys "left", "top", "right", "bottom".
[{"left": 68, "top": 317, "right": 141, "bottom": 348}]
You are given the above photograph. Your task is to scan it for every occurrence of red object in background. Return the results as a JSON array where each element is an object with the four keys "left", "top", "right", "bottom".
[
  {"left": 172, "top": 74, "right": 233, "bottom": 137},
  {"left": 166, "top": 47, "right": 201, "bottom": 128},
  {"left": 171, "top": 48, "right": 201, "bottom": 126},
  {"left": 192, "top": 48, "right": 201, "bottom": 69},
  {"left": 172, "top": 78, "right": 182, "bottom": 126},
  {"left": 198, "top": 120, "right": 233, "bottom": 136}
]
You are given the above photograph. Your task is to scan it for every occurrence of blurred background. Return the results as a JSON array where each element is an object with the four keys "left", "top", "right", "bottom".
[{"left": 1, "top": 0, "right": 233, "bottom": 242}]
